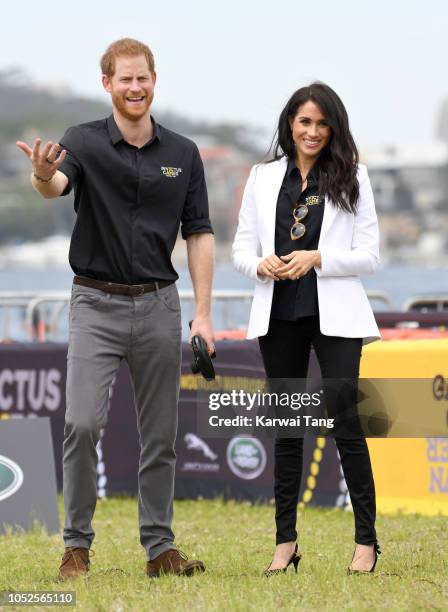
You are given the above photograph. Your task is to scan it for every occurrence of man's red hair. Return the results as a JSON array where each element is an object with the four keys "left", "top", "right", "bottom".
[{"left": 100, "top": 38, "right": 155, "bottom": 76}]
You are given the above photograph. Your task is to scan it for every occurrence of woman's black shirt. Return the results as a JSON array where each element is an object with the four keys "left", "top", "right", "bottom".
[{"left": 270, "top": 157, "right": 325, "bottom": 320}]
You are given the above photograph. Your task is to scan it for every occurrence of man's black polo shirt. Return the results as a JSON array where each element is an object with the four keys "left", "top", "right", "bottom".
[
  {"left": 270, "top": 157, "right": 324, "bottom": 320},
  {"left": 58, "top": 115, "right": 213, "bottom": 284}
]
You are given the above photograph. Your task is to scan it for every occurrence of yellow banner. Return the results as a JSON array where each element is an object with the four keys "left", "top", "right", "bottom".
[{"left": 362, "top": 338, "right": 448, "bottom": 515}]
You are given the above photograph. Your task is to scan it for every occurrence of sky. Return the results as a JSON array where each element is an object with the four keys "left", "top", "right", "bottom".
[{"left": 1, "top": 0, "right": 448, "bottom": 150}]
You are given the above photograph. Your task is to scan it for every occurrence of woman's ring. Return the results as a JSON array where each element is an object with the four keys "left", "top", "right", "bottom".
[{"left": 46, "top": 157, "right": 54, "bottom": 164}]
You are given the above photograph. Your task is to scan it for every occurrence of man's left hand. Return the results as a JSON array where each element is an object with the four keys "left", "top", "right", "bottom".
[
  {"left": 189, "top": 314, "right": 215, "bottom": 355},
  {"left": 275, "top": 250, "right": 320, "bottom": 280}
]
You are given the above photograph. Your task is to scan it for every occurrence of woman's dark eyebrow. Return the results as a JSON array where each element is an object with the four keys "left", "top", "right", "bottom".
[{"left": 297, "top": 115, "right": 327, "bottom": 121}]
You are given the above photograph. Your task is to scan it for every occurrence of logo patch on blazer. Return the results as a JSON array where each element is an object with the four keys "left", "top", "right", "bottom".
[{"left": 161, "top": 166, "right": 182, "bottom": 178}]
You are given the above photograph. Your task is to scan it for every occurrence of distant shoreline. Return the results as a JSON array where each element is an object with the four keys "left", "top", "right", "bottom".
[{"left": 1, "top": 236, "right": 447, "bottom": 268}]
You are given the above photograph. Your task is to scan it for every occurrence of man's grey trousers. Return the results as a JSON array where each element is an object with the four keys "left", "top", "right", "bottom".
[{"left": 63, "top": 281, "right": 182, "bottom": 560}]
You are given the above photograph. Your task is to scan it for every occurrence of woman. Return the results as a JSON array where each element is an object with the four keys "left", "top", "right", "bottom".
[{"left": 232, "top": 83, "right": 381, "bottom": 575}]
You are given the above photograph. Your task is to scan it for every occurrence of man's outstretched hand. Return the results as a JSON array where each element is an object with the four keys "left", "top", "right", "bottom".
[{"left": 16, "top": 138, "right": 66, "bottom": 181}]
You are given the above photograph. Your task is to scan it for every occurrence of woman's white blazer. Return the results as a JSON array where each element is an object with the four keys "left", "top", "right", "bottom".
[{"left": 231, "top": 157, "right": 381, "bottom": 344}]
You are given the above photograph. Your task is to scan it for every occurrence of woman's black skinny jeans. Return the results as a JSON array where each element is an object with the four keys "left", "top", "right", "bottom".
[{"left": 258, "top": 316, "right": 377, "bottom": 546}]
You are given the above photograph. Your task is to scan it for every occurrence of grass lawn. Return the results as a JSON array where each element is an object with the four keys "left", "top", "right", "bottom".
[{"left": 0, "top": 497, "right": 447, "bottom": 611}]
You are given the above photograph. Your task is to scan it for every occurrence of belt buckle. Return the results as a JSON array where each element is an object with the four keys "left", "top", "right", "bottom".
[{"left": 134, "top": 285, "right": 145, "bottom": 296}]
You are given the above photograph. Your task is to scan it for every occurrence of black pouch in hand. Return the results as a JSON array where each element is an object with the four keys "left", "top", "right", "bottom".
[{"left": 189, "top": 321, "right": 216, "bottom": 381}]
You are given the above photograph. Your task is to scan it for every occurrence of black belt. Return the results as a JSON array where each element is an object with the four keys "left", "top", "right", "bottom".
[{"left": 73, "top": 275, "right": 174, "bottom": 297}]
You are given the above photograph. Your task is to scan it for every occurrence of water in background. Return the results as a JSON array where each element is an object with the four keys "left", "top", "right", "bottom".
[{"left": 0, "top": 264, "right": 446, "bottom": 341}]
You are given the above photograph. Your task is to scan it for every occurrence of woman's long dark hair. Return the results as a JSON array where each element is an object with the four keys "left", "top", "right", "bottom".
[{"left": 268, "top": 82, "right": 359, "bottom": 212}]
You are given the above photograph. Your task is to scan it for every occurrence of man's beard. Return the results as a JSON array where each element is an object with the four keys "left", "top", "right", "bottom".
[{"left": 111, "top": 90, "right": 153, "bottom": 122}]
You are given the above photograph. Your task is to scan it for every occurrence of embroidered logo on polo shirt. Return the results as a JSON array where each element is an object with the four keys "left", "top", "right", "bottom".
[{"left": 161, "top": 166, "right": 182, "bottom": 178}]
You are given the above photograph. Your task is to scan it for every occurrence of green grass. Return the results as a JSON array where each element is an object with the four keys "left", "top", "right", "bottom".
[{"left": 0, "top": 497, "right": 447, "bottom": 611}]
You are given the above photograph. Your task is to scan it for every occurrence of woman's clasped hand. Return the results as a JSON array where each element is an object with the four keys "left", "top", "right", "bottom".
[{"left": 257, "top": 250, "right": 320, "bottom": 280}]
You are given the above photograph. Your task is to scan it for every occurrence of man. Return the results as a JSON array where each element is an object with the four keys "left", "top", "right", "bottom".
[{"left": 16, "top": 38, "right": 215, "bottom": 579}]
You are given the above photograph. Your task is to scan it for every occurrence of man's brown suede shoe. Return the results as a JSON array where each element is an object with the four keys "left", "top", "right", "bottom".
[
  {"left": 146, "top": 548, "right": 205, "bottom": 578},
  {"left": 58, "top": 547, "right": 91, "bottom": 579}
]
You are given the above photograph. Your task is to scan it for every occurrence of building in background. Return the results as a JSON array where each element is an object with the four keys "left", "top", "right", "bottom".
[{"left": 363, "top": 141, "right": 448, "bottom": 264}]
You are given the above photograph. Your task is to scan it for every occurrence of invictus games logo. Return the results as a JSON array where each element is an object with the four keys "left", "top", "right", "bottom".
[
  {"left": 305, "top": 195, "right": 324, "bottom": 206},
  {"left": 161, "top": 166, "right": 182, "bottom": 178},
  {"left": 226, "top": 436, "right": 266, "bottom": 480},
  {"left": 0, "top": 455, "right": 24, "bottom": 501}
]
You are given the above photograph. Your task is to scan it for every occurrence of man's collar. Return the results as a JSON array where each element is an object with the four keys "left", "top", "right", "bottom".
[
  {"left": 107, "top": 115, "right": 161, "bottom": 146},
  {"left": 151, "top": 118, "right": 162, "bottom": 143},
  {"left": 106, "top": 115, "right": 123, "bottom": 145}
]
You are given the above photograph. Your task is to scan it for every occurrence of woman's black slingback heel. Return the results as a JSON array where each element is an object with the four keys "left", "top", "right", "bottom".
[
  {"left": 347, "top": 543, "right": 381, "bottom": 575},
  {"left": 263, "top": 543, "right": 301, "bottom": 577}
]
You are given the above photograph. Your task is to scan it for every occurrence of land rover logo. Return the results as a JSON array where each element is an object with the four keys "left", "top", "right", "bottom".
[
  {"left": 0, "top": 455, "right": 24, "bottom": 501},
  {"left": 226, "top": 437, "right": 266, "bottom": 480}
]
